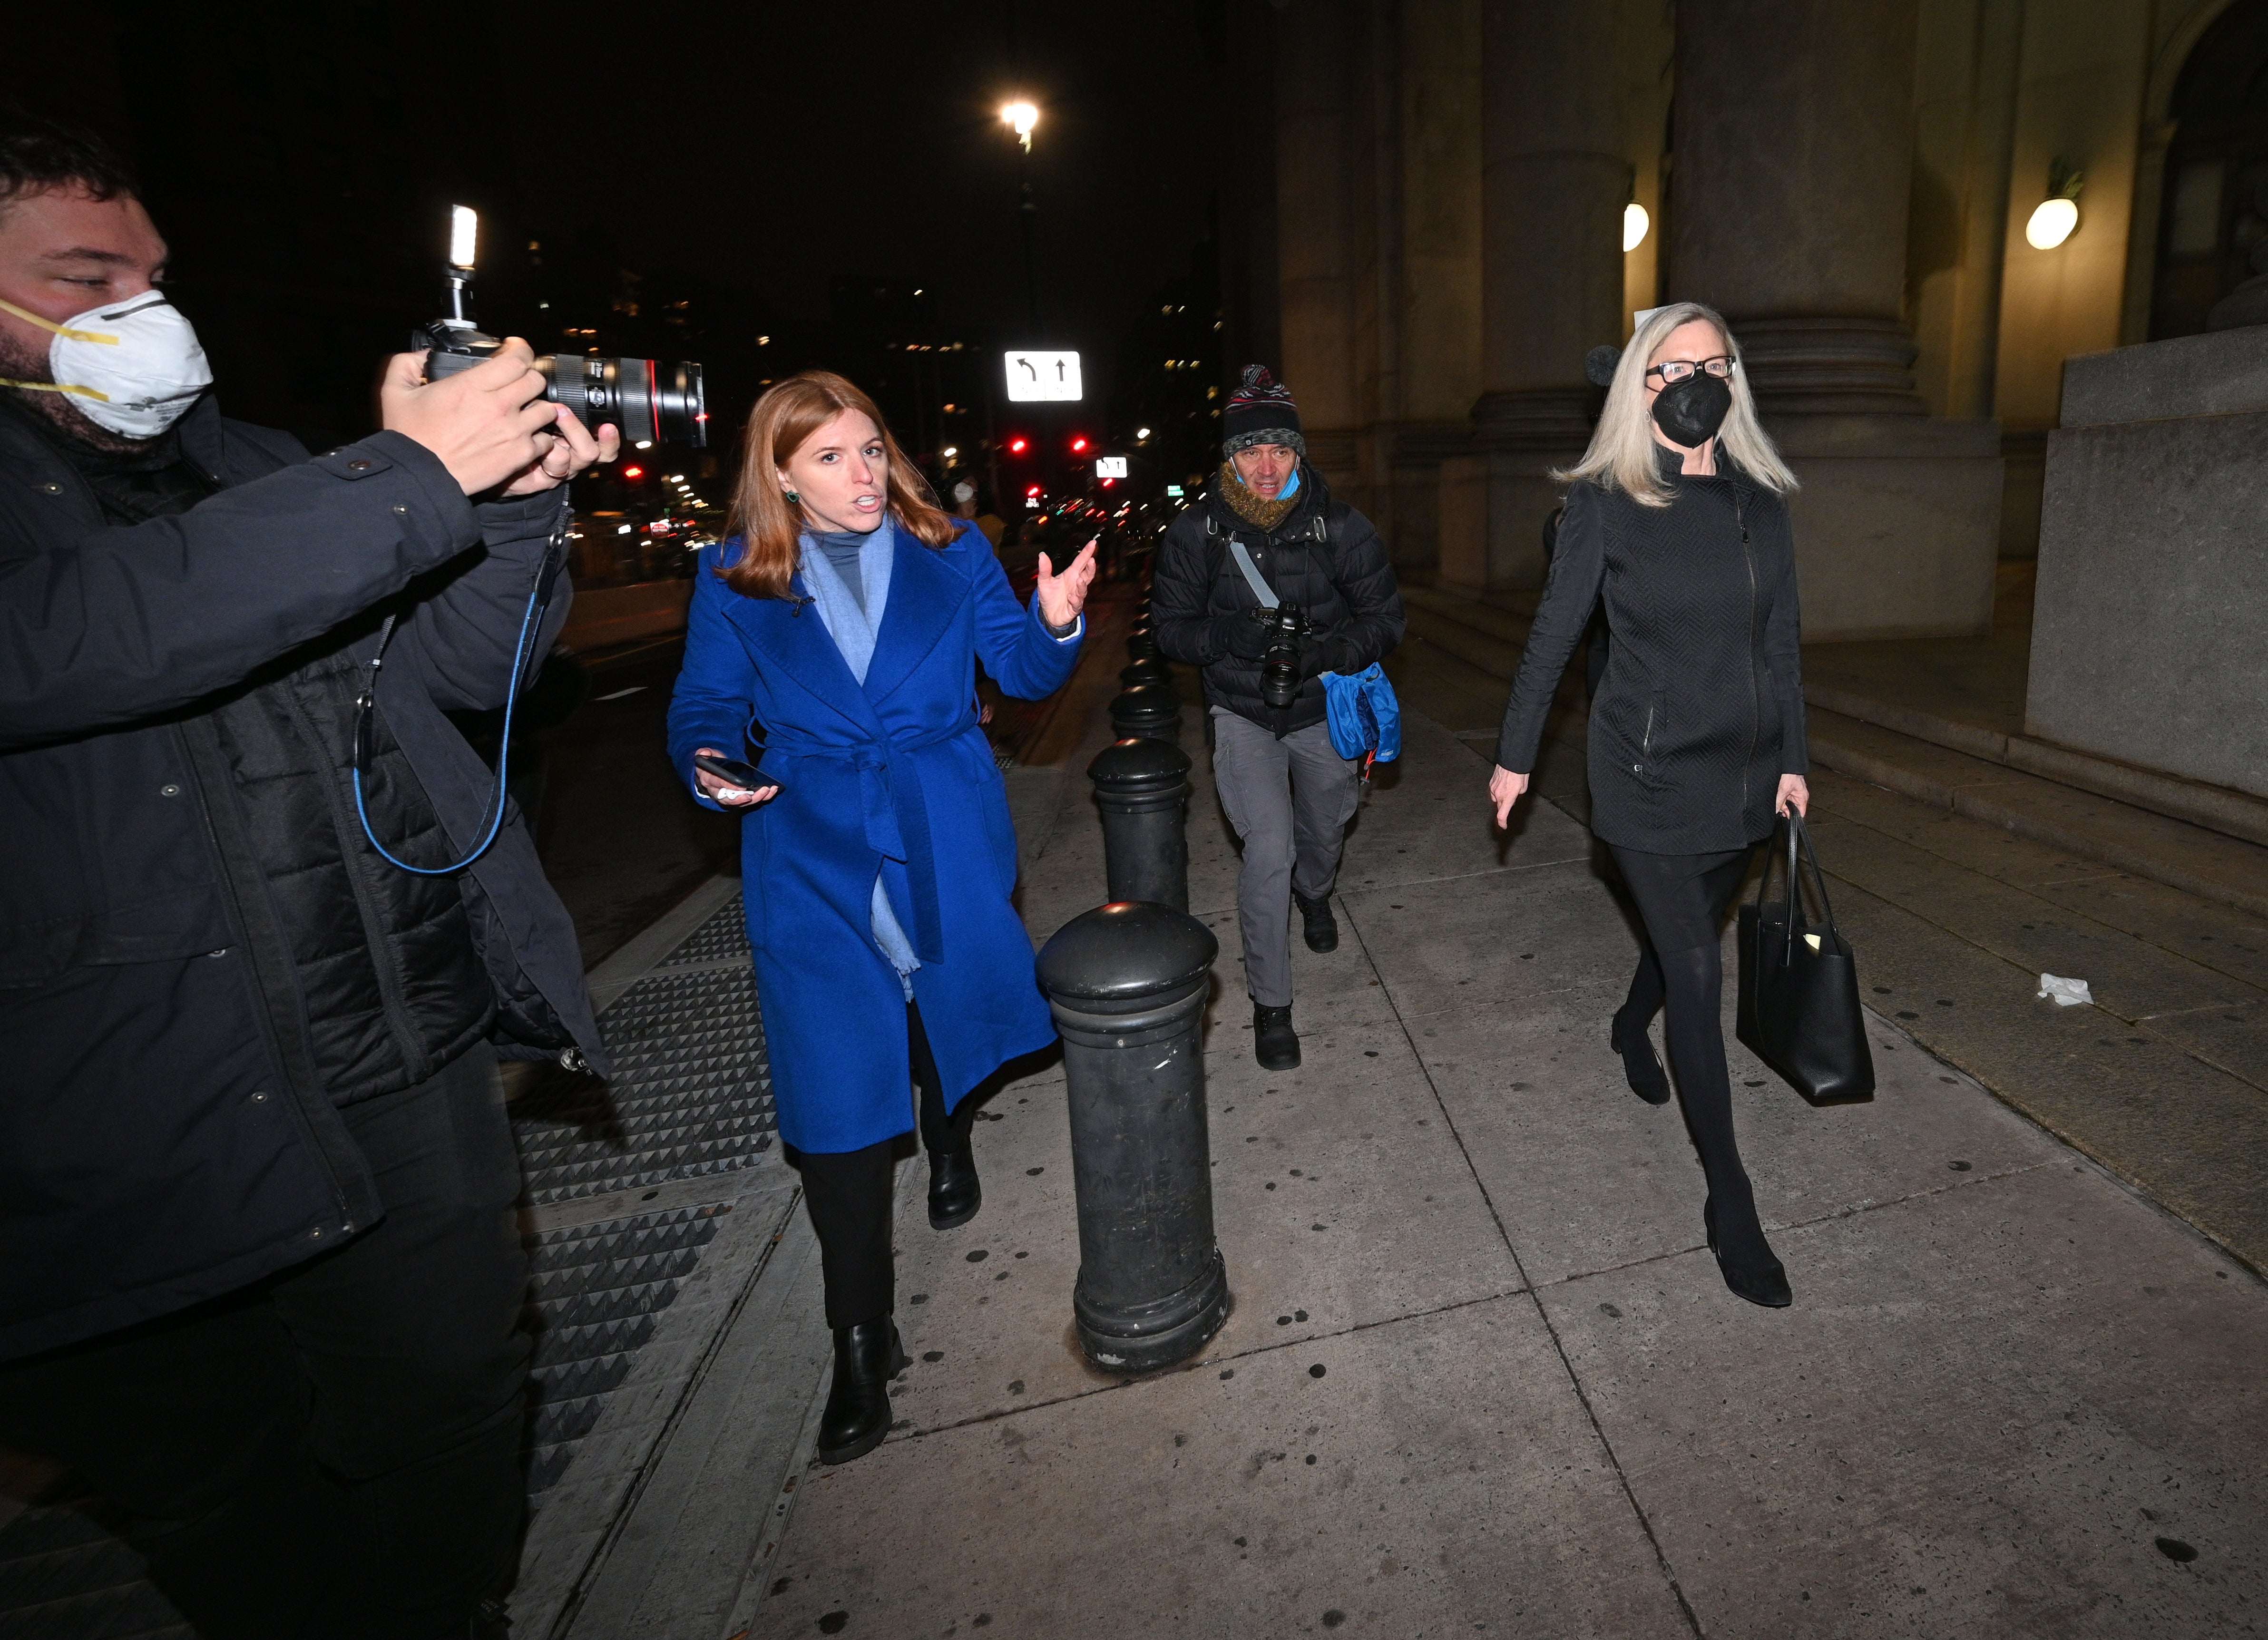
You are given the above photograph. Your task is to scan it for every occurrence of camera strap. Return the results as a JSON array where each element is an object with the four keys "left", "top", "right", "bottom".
[{"left": 351, "top": 496, "right": 571, "bottom": 876}]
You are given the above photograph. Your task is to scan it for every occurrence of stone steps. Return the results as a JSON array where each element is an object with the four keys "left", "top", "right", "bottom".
[
  {"left": 1398, "top": 587, "right": 2268, "bottom": 920},
  {"left": 1803, "top": 678, "right": 2268, "bottom": 850}
]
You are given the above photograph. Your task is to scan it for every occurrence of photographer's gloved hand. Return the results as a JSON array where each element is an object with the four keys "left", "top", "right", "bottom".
[
  {"left": 1296, "top": 636, "right": 1339, "bottom": 680},
  {"left": 1210, "top": 609, "right": 1272, "bottom": 662},
  {"left": 380, "top": 337, "right": 602, "bottom": 497}
]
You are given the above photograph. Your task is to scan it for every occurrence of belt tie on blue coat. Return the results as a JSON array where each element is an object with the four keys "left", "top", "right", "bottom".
[{"left": 770, "top": 713, "right": 977, "bottom": 966}]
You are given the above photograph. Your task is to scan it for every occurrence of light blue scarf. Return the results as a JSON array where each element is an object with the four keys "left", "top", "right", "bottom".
[{"left": 798, "top": 524, "right": 920, "bottom": 996}]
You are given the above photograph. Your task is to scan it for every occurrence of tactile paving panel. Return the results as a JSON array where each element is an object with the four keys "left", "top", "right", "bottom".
[
  {"left": 514, "top": 960, "right": 776, "bottom": 1205},
  {"left": 522, "top": 1202, "right": 732, "bottom": 1504},
  {"left": 0, "top": 1504, "right": 191, "bottom": 1640},
  {"left": 657, "top": 897, "right": 751, "bottom": 966}
]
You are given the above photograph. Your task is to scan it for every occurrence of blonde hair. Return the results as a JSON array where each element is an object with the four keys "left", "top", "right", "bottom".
[{"left": 1553, "top": 301, "right": 1798, "bottom": 508}]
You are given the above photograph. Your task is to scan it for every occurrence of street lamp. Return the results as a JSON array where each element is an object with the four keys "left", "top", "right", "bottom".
[{"left": 998, "top": 101, "right": 1044, "bottom": 330}]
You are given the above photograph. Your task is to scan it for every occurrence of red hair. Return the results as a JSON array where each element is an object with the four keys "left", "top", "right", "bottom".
[{"left": 721, "top": 371, "right": 956, "bottom": 599}]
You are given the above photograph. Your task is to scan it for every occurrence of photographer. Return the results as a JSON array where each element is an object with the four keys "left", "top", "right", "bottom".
[
  {"left": 0, "top": 115, "right": 613, "bottom": 1637},
  {"left": 1151, "top": 365, "right": 1404, "bottom": 1069}
]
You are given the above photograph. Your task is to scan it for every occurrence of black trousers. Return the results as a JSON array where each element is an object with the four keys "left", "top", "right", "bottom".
[
  {"left": 793, "top": 1003, "right": 973, "bottom": 1330},
  {"left": 1609, "top": 842, "right": 1777, "bottom": 1255},
  {"left": 0, "top": 1045, "right": 529, "bottom": 1640}
]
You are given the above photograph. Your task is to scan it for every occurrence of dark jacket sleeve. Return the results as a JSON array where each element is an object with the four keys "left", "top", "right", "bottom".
[
  {"left": 1149, "top": 510, "right": 1222, "bottom": 666},
  {"left": 1315, "top": 505, "right": 1404, "bottom": 674},
  {"left": 1763, "top": 508, "right": 1808, "bottom": 774},
  {"left": 386, "top": 490, "right": 575, "bottom": 714},
  {"left": 1494, "top": 483, "right": 1607, "bottom": 773},
  {"left": 0, "top": 430, "right": 477, "bottom": 749}
]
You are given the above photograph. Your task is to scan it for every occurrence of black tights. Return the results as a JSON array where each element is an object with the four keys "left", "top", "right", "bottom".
[
  {"left": 793, "top": 1002, "right": 974, "bottom": 1330},
  {"left": 1609, "top": 844, "right": 1773, "bottom": 1258}
]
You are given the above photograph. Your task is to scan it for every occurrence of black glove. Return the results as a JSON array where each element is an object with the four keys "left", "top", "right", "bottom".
[
  {"left": 1210, "top": 609, "right": 1272, "bottom": 662},
  {"left": 1297, "top": 636, "right": 1349, "bottom": 680}
]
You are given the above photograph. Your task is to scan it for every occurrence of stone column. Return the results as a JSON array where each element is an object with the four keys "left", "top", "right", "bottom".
[
  {"left": 1440, "top": 0, "right": 1626, "bottom": 589},
  {"left": 1668, "top": 0, "right": 2003, "bottom": 638},
  {"left": 1381, "top": 0, "right": 1483, "bottom": 572},
  {"left": 1275, "top": 0, "right": 1361, "bottom": 491}
]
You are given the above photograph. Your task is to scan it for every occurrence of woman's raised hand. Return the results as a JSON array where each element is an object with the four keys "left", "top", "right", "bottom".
[
  {"left": 1035, "top": 537, "right": 1100, "bottom": 629},
  {"left": 1489, "top": 765, "right": 1529, "bottom": 828}
]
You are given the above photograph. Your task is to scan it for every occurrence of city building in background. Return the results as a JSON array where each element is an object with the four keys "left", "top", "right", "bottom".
[{"left": 1218, "top": 0, "right": 2268, "bottom": 640}]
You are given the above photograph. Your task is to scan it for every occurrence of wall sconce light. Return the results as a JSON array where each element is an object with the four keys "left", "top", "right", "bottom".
[
  {"left": 2025, "top": 158, "right": 2083, "bottom": 250},
  {"left": 1622, "top": 164, "right": 1650, "bottom": 253}
]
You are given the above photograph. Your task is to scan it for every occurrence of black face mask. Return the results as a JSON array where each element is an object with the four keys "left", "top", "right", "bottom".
[{"left": 1651, "top": 373, "right": 1732, "bottom": 449}]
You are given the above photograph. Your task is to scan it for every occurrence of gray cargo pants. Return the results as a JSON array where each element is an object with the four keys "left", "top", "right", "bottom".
[{"left": 1210, "top": 707, "right": 1361, "bottom": 1008}]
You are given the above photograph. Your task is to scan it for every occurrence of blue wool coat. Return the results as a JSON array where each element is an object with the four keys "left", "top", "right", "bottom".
[{"left": 666, "top": 520, "right": 1082, "bottom": 1153}]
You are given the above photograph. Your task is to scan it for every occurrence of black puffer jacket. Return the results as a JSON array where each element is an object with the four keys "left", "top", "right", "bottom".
[
  {"left": 0, "top": 395, "right": 609, "bottom": 1359},
  {"left": 1495, "top": 451, "right": 1808, "bottom": 853},
  {"left": 1151, "top": 467, "right": 1405, "bottom": 734}
]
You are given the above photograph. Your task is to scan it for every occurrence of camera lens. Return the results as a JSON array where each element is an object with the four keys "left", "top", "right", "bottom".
[
  {"left": 539, "top": 354, "right": 708, "bottom": 449},
  {"left": 655, "top": 361, "right": 707, "bottom": 448}
]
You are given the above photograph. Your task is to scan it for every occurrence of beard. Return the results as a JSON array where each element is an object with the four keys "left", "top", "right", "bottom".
[{"left": 0, "top": 328, "right": 153, "bottom": 453}]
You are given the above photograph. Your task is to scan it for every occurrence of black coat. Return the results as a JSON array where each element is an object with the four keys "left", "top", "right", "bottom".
[
  {"left": 0, "top": 397, "right": 608, "bottom": 1360},
  {"left": 1150, "top": 468, "right": 1406, "bottom": 734},
  {"left": 1495, "top": 455, "right": 1808, "bottom": 853}
]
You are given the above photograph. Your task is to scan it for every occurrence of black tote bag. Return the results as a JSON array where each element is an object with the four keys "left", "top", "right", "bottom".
[{"left": 1736, "top": 813, "right": 1876, "bottom": 1105}]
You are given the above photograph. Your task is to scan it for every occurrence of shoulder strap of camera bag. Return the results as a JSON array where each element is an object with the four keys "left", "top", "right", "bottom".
[
  {"left": 1225, "top": 536, "right": 1279, "bottom": 608},
  {"left": 1204, "top": 503, "right": 1337, "bottom": 607}
]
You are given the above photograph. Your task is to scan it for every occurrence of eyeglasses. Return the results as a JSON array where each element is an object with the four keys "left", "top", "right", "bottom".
[{"left": 1645, "top": 356, "right": 1736, "bottom": 383}]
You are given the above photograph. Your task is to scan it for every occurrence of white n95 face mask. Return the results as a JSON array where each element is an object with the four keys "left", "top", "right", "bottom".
[{"left": 0, "top": 290, "right": 214, "bottom": 439}]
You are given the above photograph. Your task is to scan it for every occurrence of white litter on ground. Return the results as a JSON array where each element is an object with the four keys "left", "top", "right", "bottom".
[{"left": 2038, "top": 973, "right": 2094, "bottom": 1007}]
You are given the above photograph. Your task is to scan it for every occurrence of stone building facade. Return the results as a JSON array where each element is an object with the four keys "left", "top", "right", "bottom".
[{"left": 1221, "top": 0, "right": 2268, "bottom": 641}]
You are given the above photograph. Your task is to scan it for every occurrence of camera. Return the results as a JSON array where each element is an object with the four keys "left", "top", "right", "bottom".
[
  {"left": 416, "top": 206, "right": 707, "bottom": 448},
  {"left": 1257, "top": 604, "right": 1311, "bottom": 711}
]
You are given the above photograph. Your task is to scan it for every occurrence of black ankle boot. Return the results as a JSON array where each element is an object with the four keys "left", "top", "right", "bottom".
[
  {"left": 1254, "top": 1003, "right": 1300, "bottom": 1070},
  {"left": 1703, "top": 1198, "right": 1792, "bottom": 1308},
  {"left": 1610, "top": 1005, "right": 1672, "bottom": 1105},
  {"left": 1293, "top": 890, "right": 1339, "bottom": 953},
  {"left": 816, "top": 1318, "right": 911, "bottom": 1464},
  {"left": 928, "top": 1147, "right": 981, "bottom": 1230}
]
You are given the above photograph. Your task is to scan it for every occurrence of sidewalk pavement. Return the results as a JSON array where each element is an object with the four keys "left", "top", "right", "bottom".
[{"left": 729, "top": 702, "right": 2268, "bottom": 1639}]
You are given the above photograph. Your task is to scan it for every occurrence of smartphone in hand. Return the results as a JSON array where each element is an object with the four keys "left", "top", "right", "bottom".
[{"left": 693, "top": 753, "right": 782, "bottom": 799}]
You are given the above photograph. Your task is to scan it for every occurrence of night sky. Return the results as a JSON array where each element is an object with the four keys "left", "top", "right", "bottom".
[
  {"left": 23, "top": 1, "right": 1234, "bottom": 447},
  {"left": 504, "top": 2, "right": 1227, "bottom": 364}
]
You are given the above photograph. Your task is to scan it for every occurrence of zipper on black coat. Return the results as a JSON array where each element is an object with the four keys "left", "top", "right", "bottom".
[
  {"left": 1736, "top": 487, "right": 1762, "bottom": 804},
  {"left": 286, "top": 681, "right": 438, "bottom": 1086}
]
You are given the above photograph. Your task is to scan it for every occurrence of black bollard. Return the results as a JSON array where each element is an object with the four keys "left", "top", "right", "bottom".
[
  {"left": 1088, "top": 737, "right": 1192, "bottom": 912},
  {"left": 1109, "top": 683, "right": 1182, "bottom": 743},
  {"left": 1119, "top": 657, "right": 1174, "bottom": 696},
  {"left": 1125, "top": 626, "right": 1160, "bottom": 663},
  {"left": 1037, "top": 902, "right": 1228, "bottom": 1372}
]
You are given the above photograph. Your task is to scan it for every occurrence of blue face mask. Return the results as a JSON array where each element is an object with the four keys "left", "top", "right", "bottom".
[{"left": 1280, "top": 468, "right": 1301, "bottom": 499}]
